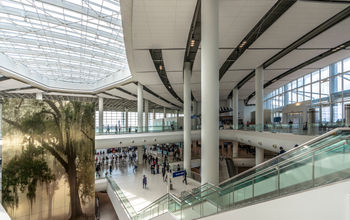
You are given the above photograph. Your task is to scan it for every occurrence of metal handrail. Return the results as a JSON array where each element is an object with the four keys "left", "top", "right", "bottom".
[
  {"left": 106, "top": 177, "right": 137, "bottom": 218},
  {"left": 219, "top": 127, "right": 350, "bottom": 186}
]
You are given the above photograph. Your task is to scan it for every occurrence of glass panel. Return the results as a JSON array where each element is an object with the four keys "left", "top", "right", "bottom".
[
  {"left": 279, "top": 156, "right": 313, "bottom": 195},
  {"left": 312, "top": 71, "right": 320, "bottom": 82},
  {"left": 233, "top": 180, "right": 253, "bottom": 203},
  {"left": 298, "top": 77, "right": 304, "bottom": 87},
  {"left": 304, "top": 74, "right": 311, "bottom": 85},
  {"left": 314, "top": 141, "right": 350, "bottom": 186},
  {"left": 320, "top": 66, "right": 329, "bottom": 79},
  {"left": 344, "top": 57, "right": 350, "bottom": 72},
  {"left": 297, "top": 87, "right": 304, "bottom": 102},
  {"left": 312, "top": 82, "right": 320, "bottom": 102},
  {"left": 253, "top": 169, "right": 278, "bottom": 199},
  {"left": 304, "top": 84, "right": 311, "bottom": 101}
]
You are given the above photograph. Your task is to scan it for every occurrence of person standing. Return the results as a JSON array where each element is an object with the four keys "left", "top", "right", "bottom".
[{"left": 143, "top": 175, "right": 147, "bottom": 189}]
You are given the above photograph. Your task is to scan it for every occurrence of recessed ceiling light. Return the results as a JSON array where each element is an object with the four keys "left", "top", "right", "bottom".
[{"left": 159, "top": 65, "right": 163, "bottom": 70}]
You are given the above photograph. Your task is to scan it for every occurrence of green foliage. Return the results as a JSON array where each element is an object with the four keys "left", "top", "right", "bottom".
[{"left": 2, "top": 144, "right": 55, "bottom": 208}]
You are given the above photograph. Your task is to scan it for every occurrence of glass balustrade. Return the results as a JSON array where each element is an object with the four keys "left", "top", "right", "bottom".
[{"left": 105, "top": 128, "right": 350, "bottom": 220}]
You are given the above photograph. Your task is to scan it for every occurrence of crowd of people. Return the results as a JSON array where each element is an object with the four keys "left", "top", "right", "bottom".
[{"left": 95, "top": 147, "right": 137, "bottom": 178}]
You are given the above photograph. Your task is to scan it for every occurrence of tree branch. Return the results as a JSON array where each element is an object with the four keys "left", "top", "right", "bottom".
[
  {"left": 81, "top": 129, "right": 94, "bottom": 144},
  {"left": 44, "top": 100, "right": 61, "bottom": 119},
  {"left": 2, "top": 117, "right": 26, "bottom": 133},
  {"left": 42, "top": 143, "right": 68, "bottom": 172}
]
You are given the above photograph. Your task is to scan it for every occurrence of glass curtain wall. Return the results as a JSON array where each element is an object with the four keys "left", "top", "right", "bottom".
[{"left": 264, "top": 56, "right": 350, "bottom": 124}]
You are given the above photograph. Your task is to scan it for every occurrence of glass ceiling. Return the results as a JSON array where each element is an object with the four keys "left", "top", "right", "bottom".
[{"left": 0, "top": 0, "right": 129, "bottom": 86}]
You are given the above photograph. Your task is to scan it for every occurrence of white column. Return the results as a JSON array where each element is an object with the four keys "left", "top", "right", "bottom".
[
  {"left": 137, "top": 83, "right": 143, "bottom": 132},
  {"left": 138, "top": 146, "right": 143, "bottom": 165},
  {"left": 145, "top": 100, "right": 149, "bottom": 132},
  {"left": 345, "top": 105, "right": 350, "bottom": 126},
  {"left": 256, "top": 147, "right": 264, "bottom": 165},
  {"left": 36, "top": 92, "right": 43, "bottom": 100},
  {"left": 201, "top": 0, "right": 219, "bottom": 185},
  {"left": 162, "top": 107, "right": 166, "bottom": 130},
  {"left": 184, "top": 62, "right": 192, "bottom": 174},
  {"left": 176, "top": 110, "right": 179, "bottom": 129},
  {"left": 98, "top": 97, "right": 103, "bottom": 133},
  {"left": 227, "top": 98, "right": 233, "bottom": 116},
  {"left": 125, "top": 108, "right": 129, "bottom": 132},
  {"left": 255, "top": 66, "right": 264, "bottom": 131},
  {"left": 232, "top": 141, "right": 239, "bottom": 158},
  {"left": 232, "top": 88, "right": 239, "bottom": 129},
  {"left": 255, "top": 66, "right": 264, "bottom": 164}
]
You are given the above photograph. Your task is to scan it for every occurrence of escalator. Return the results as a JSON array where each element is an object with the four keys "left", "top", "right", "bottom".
[
  {"left": 225, "top": 158, "right": 236, "bottom": 178},
  {"left": 109, "top": 128, "right": 350, "bottom": 220}
]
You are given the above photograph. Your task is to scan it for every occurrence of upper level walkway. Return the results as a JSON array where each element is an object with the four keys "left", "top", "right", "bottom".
[{"left": 96, "top": 128, "right": 315, "bottom": 153}]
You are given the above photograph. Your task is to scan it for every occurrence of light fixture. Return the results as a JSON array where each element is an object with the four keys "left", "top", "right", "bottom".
[
  {"left": 295, "top": 102, "right": 301, "bottom": 106},
  {"left": 190, "top": 39, "right": 195, "bottom": 47},
  {"left": 159, "top": 65, "right": 163, "bottom": 70}
]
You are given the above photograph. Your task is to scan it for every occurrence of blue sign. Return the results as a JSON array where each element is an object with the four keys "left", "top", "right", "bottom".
[{"left": 173, "top": 170, "right": 185, "bottom": 178}]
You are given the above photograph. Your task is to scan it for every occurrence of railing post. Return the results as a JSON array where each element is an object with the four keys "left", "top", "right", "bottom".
[
  {"left": 232, "top": 184, "right": 235, "bottom": 209},
  {"left": 277, "top": 166, "right": 280, "bottom": 196},
  {"left": 312, "top": 153, "right": 315, "bottom": 187},
  {"left": 252, "top": 179, "right": 255, "bottom": 200}
]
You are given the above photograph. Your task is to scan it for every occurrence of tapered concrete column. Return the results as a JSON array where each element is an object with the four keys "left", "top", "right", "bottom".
[
  {"left": 138, "top": 146, "right": 143, "bottom": 164},
  {"left": 256, "top": 147, "right": 264, "bottom": 165},
  {"left": 145, "top": 100, "right": 149, "bottom": 132},
  {"left": 255, "top": 66, "right": 264, "bottom": 164},
  {"left": 184, "top": 62, "right": 192, "bottom": 174},
  {"left": 232, "top": 141, "right": 239, "bottom": 158},
  {"left": 137, "top": 83, "right": 143, "bottom": 132},
  {"left": 163, "top": 107, "right": 167, "bottom": 118},
  {"left": 201, "top": 0, "right": 219, "bottom": 185},
  {"left": 125, "top": 108, "right": 129, "bottom": 132},
  {"left": 255, "top": 66, "right": 264, "bottom": 132},
  {"left": 232, "top": 88, "right": 239, "bottom": 129},
  {"left": 98, "top": 97, "right": 103, "bottom": 133}
]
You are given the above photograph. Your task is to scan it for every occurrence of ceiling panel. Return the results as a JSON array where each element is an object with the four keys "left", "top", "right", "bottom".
[
  {"left": 267, "top": 49, "right": 327, "bottom": 69},
  {"left": 220, "top": 70, "right": 252, "bottom": 82},
  {"left": 219, "top": 0, "right": 277, "bottom": 48},
  {"left": 0, "top": 79, "right": 30, "bottom": 91},
  {"left": 250, "top": 1, "right": 347, "bottom": 49},
  {"left": 163, "top": 50, "right": 185, "bottom": 72},
  {"left": 229, "top": 49, "right": 280, "bottom": 70},
  {"left": 300, "top": 18, "right": 350, "bottom": 49},
  {"left": 133, "top": 50, "right": 155, "bottom": 73},
  {"left": 132, "top": 0, "right": 196, "bottom": 49},
  {"left": 106, "top": 89, "right": 137, "bottom": 100}
]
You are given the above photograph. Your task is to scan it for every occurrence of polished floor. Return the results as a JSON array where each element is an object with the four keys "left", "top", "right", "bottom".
[{"left": 95, "top": 151, "right": 199, "bottom": 212}]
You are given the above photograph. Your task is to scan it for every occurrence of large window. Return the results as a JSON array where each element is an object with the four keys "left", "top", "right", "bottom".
[{"left": 264, "top": 56, "right": 350, "bottom": 123}]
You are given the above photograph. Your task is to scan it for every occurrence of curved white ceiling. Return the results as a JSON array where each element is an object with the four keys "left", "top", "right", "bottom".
[{"left": 0, "top": 0, "right": 131, "bottom": 91}]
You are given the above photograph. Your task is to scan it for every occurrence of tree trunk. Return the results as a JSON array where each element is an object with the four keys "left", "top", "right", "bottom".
[{"left": 67, "top": 161, "right": 83, "bottom": 219}]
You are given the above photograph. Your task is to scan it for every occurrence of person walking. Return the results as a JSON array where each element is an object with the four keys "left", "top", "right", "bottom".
[
  {"left": 183, "top": 170, "right": 187, "bottom": 185},
  {"left": 142, "top": 175, "right": 147, "bottom": 189},
  {"left": 156, "top": 163, "right": 159, "bottom": 174}
]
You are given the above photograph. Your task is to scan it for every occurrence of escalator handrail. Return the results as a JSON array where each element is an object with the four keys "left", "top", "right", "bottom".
[
  {"left": 220, "top": 134, "right": 350, "bottom": 190},
  {"left": 219, "top": 127, "right": 350, "bottom": 187}
]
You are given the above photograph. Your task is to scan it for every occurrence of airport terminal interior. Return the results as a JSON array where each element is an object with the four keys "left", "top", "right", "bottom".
[{"left": 0, "top": 0, "right": 350, "bottom": 219}]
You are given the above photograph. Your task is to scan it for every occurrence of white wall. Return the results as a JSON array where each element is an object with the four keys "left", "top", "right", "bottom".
[
  {"left": 202, "top": 179, "right": 350, "bottom": 220},
  {"left": 107, "top": 184, "right": 131, "bottom": 220}
]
